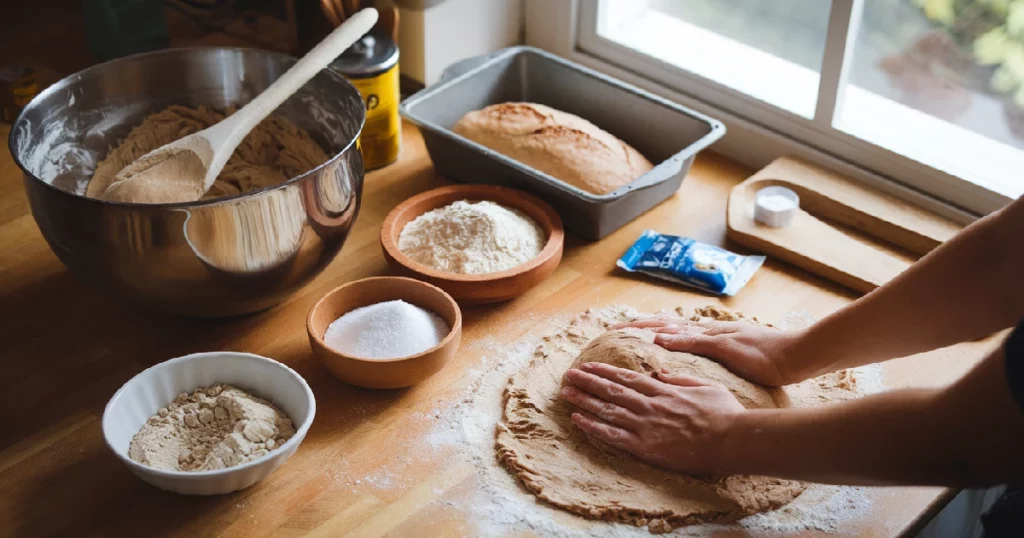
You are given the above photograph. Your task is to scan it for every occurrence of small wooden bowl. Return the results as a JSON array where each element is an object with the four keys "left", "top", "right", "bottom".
[
  {"left": 306, "top": 276, "right": 462, "bottom": 389},
  {"left": 380, "top": 185, "right": 565, "bottom": 304}
]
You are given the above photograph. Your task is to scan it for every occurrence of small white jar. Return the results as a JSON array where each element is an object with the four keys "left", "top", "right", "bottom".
[{"left": 754, "top": 186, "right": 800, "bottom": 228}]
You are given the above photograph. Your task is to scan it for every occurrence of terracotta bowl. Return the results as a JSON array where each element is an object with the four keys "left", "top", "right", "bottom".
[
  {"left": 306, "top": 276, "right": 462, "bottom": 389},
  {"left": 380, "top": 184, "right": 565, "bottom": 304}
]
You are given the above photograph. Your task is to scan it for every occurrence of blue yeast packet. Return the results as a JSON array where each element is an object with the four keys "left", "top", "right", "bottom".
[{"left": 616, "top": 230, "right": 765, "bottom": 296}]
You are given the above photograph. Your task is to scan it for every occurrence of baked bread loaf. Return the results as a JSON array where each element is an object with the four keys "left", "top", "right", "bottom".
[{"left": 451, "top": 102, "right": 654, "bottom": 195}]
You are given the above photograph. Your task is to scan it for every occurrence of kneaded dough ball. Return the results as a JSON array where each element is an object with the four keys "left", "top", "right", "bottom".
[{"left": 565, "top": 329, "right": 786, "bottom": 412}]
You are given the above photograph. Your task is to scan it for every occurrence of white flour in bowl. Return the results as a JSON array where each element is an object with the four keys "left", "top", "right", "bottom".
[{"left": 398, "top": 200, "right": 545, "bottom": 274}]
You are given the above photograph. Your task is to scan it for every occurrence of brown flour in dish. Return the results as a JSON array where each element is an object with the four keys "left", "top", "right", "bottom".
[
  {"left": 128, "top": 384, "right": 296, "bottom": 472},
  {"left": 86, "top": 105, "right": 328, "bottom": 202},
  {"left": 496, "top": 306, "right": 860, "bottom": 533}
]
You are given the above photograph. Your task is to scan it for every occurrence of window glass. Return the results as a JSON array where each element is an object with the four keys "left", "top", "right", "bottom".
[
  {"left": 596, "top": 0, "right": 831, "bottom": 118},
  {"left": 839, "top": 0, "right": 1024, "bottom": 196}
]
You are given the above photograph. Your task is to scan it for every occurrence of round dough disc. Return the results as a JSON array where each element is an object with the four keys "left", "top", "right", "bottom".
[{"left": 496, "top": 306, "right": 858, "bottom": 533}]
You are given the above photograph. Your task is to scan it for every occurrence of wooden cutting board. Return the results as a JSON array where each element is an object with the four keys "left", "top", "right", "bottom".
[{"left": 726, "top": 157, "right": 963, "bottom": 294}]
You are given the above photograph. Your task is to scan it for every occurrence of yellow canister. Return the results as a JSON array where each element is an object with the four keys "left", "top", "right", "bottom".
[
  {"left": 1, "top": 66, "right": 41, "bottom": 123},
  {"left": 332, "top": 34, "right": 401, "bottom": 170}
]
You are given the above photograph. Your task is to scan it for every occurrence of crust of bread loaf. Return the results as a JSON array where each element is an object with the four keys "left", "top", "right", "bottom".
[{"left": 451, "top": 103, "right": 654, "bottom": 195}]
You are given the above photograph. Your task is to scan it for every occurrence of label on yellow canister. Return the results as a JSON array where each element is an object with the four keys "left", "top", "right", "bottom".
[{"left": 349, "top": 63, "right": 401, "bottom": 169}]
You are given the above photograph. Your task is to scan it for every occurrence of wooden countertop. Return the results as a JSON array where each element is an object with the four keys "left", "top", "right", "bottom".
[{"left": 0, "top": 122, "right": 997, "bottom": 537}]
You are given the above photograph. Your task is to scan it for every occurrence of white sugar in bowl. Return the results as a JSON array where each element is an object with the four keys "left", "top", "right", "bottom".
[{"left": 102, "top": 351, "right": 315, "bottom": 495}]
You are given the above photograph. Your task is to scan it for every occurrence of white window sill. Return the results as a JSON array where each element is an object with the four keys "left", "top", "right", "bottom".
[{"left": 839, "top": 88, "right": 1024, "bottom": 199}]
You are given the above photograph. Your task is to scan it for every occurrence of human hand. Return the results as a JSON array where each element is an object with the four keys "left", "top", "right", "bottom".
[
  {"left": 560, "top": 362, "right": 746, "bottom": 474},
  {"left": 613, "top": 318, "right": 808, "bottom": 386}
]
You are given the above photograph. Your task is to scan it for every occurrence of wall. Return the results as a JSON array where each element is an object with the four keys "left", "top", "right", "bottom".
[{"left": 398, "top": 0, "right": 524, "bottom": 85}]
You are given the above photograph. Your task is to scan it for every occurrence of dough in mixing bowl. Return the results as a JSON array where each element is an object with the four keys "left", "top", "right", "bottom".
[{"left": 86, "top": 105, "right": 329, "bottom": 202}]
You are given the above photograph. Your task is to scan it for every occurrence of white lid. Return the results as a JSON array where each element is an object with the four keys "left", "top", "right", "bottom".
[{"left": 754, "top": 186, "right": 799, "bottom": 228}]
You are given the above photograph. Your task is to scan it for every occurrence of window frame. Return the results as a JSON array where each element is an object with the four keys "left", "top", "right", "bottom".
[{"left": 525, "top": 0, "right": 1013, "bottom": 222}]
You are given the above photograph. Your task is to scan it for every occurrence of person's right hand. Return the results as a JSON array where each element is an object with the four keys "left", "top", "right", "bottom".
[{"left": 612, "top": 318, "right": 809, "bottom": 386}]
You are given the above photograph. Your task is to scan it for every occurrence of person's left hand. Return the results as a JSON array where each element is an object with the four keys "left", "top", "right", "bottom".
[{"left": 560, "top": 362, "right": 745, "bottom": 474}]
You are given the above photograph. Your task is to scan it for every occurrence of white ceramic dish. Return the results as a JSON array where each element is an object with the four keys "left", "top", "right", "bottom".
[{"left": 102, "top": 351, "right": 316, "bottom": 495}]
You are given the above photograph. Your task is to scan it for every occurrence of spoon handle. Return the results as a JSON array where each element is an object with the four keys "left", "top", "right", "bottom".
[{"left": 209, "top": 8, "right": 379, "bottom": 150}]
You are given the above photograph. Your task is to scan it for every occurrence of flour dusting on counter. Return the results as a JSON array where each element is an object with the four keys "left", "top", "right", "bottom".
[{"left": 422, "top": 306, "right": 882, "bottom": 537}]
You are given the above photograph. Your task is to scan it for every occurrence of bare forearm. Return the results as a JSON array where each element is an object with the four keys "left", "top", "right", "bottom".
[
  {"left": 724, "top": 389, "right": 954, "bottom": 486},
  {"left": 722, "top": 348, "right": 1024, "bottom": 487},
  {"left": 788, "top": 197, "right": 1024, "bottom": 379}
]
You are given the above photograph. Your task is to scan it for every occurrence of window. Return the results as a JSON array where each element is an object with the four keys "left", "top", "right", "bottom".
[
  {"left": 594, "top": 0, "right": 831, "bottom": 118},
  {"left": 528, "top": 0, "right": 1021, "bottom": 216},
  {"left": 838, "top": 0, "right": 1024, "bottom": 198}
]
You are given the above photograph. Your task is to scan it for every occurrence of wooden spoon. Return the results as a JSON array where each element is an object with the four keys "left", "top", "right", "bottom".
[
  {"left": 374, "top": 0, "right": 400, "bottom": 43},
  {"left": 324, "top": 0, "right": 399, "bottom": 44},
  {"left": 100, "top": 8, "right": 379, "bottom": 205},
  {"left": 341, "top": 0, "right": 362, "bottom": 20}
]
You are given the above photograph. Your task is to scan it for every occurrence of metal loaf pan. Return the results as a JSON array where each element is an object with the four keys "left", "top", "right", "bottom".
[{"left": 399, "top": 46, "right": 726, "bottom": 240}]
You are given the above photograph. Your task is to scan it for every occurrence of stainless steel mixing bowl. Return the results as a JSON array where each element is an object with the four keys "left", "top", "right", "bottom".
[{"left": 9, "top": 48, "right": 365, "bottom": 318}]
